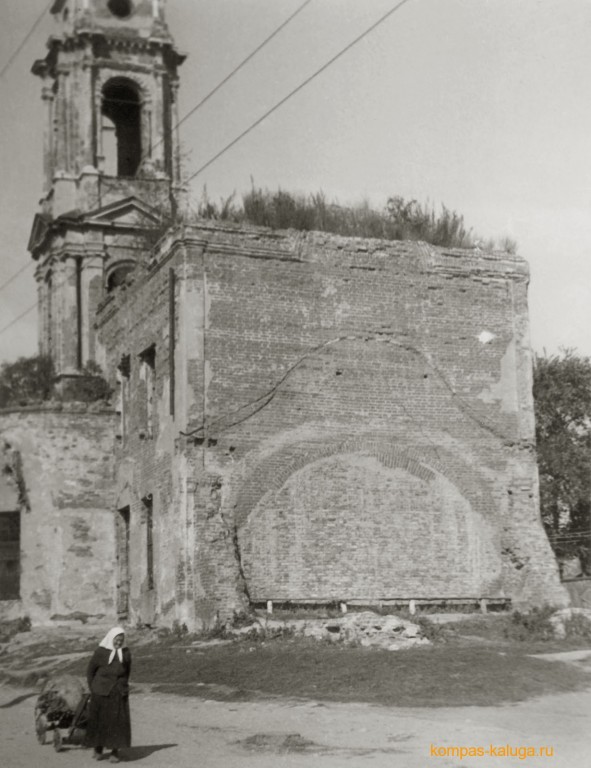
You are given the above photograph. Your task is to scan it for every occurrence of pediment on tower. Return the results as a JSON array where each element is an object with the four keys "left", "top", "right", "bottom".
[
  {"left": 27, "top": 213, "right": 52, "bottom": 258},
  {"left": 83, "top": 197, "right": 162, "bottom": 229}
]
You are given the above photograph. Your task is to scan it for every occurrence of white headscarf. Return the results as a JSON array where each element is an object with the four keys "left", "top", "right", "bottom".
[{"left": 99, "top": 626, "right": 126, "bottom": 665}]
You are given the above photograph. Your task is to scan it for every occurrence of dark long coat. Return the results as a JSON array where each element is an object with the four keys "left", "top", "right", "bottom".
[{"left": 85, "top": 647, "right": 132, "bottom": 749}]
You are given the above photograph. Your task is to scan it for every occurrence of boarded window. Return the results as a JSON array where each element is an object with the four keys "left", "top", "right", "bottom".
[{"left": 0, "top": 512, "right": 20, "bottom": 600}]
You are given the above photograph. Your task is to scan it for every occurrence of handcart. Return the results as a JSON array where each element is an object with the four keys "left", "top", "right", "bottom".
[{"left": 34, "top": 674, "right": 90, "bottom": 752}]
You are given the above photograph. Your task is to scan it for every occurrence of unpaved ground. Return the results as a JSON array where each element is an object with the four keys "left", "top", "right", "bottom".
[{"left": 1, "top": 678, "right": 590, "bottom": 768}]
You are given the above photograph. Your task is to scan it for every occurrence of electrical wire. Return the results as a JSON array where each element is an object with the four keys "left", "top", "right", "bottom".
[
  {"left": 0, "top": 262, "right": 34, "bottom": 295},
  {"left": 0, "top": 3, "right": 51, "bottom": 80},
  {"left": 175, "top": 0, "right": 313, "bottom": 133},
  {"left": 553, "top": 533, "right": 591, "bottom": 542},
  {"left": 184, "top": 0, "right": 413, "bottom": 185},
  {"left": 0, "top": 299, "right": 38, "bottom": 337},
  {"left": 0, "top": 255, "right": 102, "bottom": 339},
  {"left": 135, "top": 0, "right": 313, "bottom": 169},
  {"left": 0, "top": 0, "right": 413, "bottom": 337}
]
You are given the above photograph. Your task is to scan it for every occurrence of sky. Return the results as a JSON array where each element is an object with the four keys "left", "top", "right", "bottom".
[{"left": 1, "top": 0, "right": 591, "bottom": 364}]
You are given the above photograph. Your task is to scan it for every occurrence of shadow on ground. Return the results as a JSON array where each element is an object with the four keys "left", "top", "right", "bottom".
[
  {"left": 123, "top": 743, "right": 177, "bottom": 761},
  {"left": 0, "top": 692, "right": 37, "bottom": 708}
]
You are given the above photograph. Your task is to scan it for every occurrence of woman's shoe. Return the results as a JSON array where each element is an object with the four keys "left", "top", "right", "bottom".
[
  {"left": 109, "top": 753, "right": 121, "bottom": 764},
  {"left": 92, "top": 750, "right": 104, "bottom": 761}
]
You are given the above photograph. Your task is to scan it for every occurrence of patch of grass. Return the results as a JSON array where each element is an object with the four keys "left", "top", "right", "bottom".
[
  {"left": 191, "top": 186, "right": 517, "bottom": 253},
  {"left": 504, "top": 605, "right": 556, "bottom": 642},
  {"left": 414, "top": 617, "right": 448, "bottom": 644},
  {"left": 563, "top": 613, "right": 591, "bottom": 640},
  {"left": 62, "top": 636, "right": 589, "bottom": 708},
  {"left": 432, "top": 610, "right": 591, "bottom": 653}
]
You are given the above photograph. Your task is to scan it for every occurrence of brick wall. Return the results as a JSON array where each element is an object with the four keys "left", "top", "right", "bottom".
[
  {"left": 97, "top": 222, "right": 567, "bottom": 627},
  {"left": 0, "top": 406, "right": 117, "bottom": 625}
]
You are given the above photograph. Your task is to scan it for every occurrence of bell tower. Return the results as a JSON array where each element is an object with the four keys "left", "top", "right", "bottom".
[{"left": 28, "top": 0, "right": 185, "bottom": 380}]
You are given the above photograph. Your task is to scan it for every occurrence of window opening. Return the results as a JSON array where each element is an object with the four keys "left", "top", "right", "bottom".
[
  {"left": 0, "top": 512, "right": 20, "bottom": 600},
  {"left": 116, "top": 354, "right": 131, "bottom": 441},
  {"left": 107, "top": 263, "right": 135, "bottom": 293},
  {"left": 108, "top": 0, "right": 133, "bottom": 18},
  {"left": 139, "top": 345, "right": 156, "bottom": 438},
  {"left": 142, "top": 495, "right": 154, "bottom": 591},
  {"left": 102, "top": 79, "right": 142, "bottom": 177},
  {"left": 116, "top": 506, "right": 130, "bottom": 617}
]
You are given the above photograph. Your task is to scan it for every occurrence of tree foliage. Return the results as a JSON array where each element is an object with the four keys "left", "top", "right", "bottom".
[
  {"left": 0, "top": 355, "right": 56, "bottom": 407},
  {"left": 0, "top": 355, "right": 111, "bottom": 407},
  {"left": 533, "top": 349, "right": 591, "bottom": 572}
]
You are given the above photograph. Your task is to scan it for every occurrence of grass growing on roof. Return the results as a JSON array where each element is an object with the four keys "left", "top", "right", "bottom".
[{"left": 190, "top": 185, "right": 517, "bottom": 252}]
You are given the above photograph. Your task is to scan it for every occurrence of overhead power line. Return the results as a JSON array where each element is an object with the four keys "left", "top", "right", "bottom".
[
  {"left": 0, "top": 3, "right": 51, "bottom": 80},
  {"left": 177, "top": 0, "right": 313, "bottom": 132},
  {"left": 0, "top": 251, "right": 105, "bottom": 339},
  {"left": 136, "top": 0, "right": 313, "bottom": 169},
  {"left": 553, "top": 532, "right": 591, "bottom": 542},
  {"left": 0, "top": 299, "right": 38, "bottom": 337},
  {"left": 184, "top": 0, "right": 413, "bottom": 185},
  {"left": 0, "top": 261, "right": 34, "bottom": 295},
  {"left": 0, "top": 1, "right": 412, "bottom": 337}
]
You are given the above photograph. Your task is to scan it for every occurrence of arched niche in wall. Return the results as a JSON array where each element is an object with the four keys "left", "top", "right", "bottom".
[
  {"left": 105, "top": 260, "right": 136, "bottom": 293},
  {"left": 238, "top": 450, "right": 501, "bottom": 601},
  {"left": 231, "top": 438, "right": 503, "bottom": 603}
]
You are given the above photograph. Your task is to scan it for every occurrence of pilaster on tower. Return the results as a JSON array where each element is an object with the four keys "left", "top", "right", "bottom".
[{"left": 28, "top": 0, "right": 186, "bottom": 379}]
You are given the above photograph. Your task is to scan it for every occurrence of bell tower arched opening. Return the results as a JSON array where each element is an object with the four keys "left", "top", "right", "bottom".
[
  {"left": 102, "top": 79, "right": 142, "bottom": 178},
  {"left": 30, "top": 0, "right": 185, "bottom": 376},
  {"left": 107, "top": 0, "right": 134, "bottom": 18}
]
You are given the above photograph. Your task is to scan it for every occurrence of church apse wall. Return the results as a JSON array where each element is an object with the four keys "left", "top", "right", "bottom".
[{"left": 97, "top": 222, "right": 567, "bottom": 628}]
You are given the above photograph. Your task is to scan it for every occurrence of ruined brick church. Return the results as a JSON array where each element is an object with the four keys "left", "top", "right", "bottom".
[{"left": 0, "top": 0, "right": 567, "bottom": 628}]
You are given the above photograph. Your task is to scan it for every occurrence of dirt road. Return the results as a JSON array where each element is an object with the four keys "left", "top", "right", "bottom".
[{"left": 1, "top": 681, "right": 590, "bottom": 768}]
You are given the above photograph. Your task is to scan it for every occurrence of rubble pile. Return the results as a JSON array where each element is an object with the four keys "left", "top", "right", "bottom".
[{"left": 229, "top": 611, "right": 430, "bottom": 650}]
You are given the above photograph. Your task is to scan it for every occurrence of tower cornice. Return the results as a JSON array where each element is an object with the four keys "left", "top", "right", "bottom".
[{"left": 33, "top": 30, "right": 185, "bottom": 80}]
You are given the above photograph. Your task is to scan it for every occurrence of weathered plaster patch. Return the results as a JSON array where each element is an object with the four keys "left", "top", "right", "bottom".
[
  {"left": 67, "top": 544, "right": 93, "bottom": 556},
  {"left": 71, "top": 517, "right": 92, "bottom": 541},
  {"left": 477, "top": 337, "right": 518, "bottom": 412},
  {"left": 478, "top": 330, "right": 495, "bottom": 344},
  {"left": 31, "top": 588, "right": 52, "bottom": 609}
]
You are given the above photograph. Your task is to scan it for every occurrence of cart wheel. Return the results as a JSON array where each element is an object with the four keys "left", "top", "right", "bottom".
[
  {"left": 35, "top": 712, "right": 48, "bottom": 745},
  {"left": 53, "top": 729, "right": 63, "bottom": 752}
]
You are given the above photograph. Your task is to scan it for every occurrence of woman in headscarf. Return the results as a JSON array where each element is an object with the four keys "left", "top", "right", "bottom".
[{"left": 85, "top": 627, "right": 132, "bottom": 763}]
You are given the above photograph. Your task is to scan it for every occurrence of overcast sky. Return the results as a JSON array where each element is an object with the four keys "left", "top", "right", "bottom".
[{"left": 1, "top": 0, "right": 590, "bottom": 364}]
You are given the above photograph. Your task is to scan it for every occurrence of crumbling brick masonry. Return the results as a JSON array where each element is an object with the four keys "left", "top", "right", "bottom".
[{"left": 94, "top": 222, "right": 568, "bottom": 628}]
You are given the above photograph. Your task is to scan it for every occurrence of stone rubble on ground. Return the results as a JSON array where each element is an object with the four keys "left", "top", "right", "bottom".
[{"left": 227, "top": 611, "right": 430, "bottom": 650}]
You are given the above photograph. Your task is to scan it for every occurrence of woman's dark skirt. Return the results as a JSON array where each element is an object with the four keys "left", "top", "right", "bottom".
[{"left": 85, "top": 689, "right": 131, "bottom": 749}]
